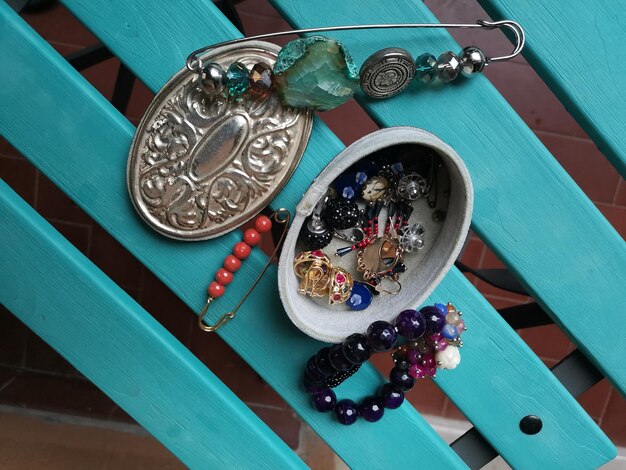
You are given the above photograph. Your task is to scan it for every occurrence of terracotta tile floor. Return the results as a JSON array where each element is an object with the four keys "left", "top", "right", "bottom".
[{"left": 0, "top": 0, "right": 624, "bottom": 465}]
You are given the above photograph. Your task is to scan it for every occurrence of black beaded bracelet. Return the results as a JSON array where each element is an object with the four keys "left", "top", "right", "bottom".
[{"left": 303, "top": 303, "right": 466, "bottom": 425}]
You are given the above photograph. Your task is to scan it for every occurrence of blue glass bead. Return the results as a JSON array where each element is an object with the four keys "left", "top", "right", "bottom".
[
  {"left": 315, "top": 347, "right": 337, "bottom": 375},
  {"left": 389, "top": 367, "right": 415, "bottom": 392},
  {"left": 328, "top": 343, "right": 351, "bottom": 371},
  {"left": 335, "top": 399, "right": 359, "bottom": 425},
  {"left": 390, "top": 162, "right": 404, "bottom": 174},
  {"left": 342, "top": 333, "right": 372, "bottom": 364},
  {"left": 359, "top": 397, "right": 385, "bottom": 422},
  {"left": 394, "top": 309, "right": 426, "bottom": 339},
  {"left": 442, "top": 324, "right": 459, "bottom": 340},
  {"left": 380, "top": 383, "right": 404, "bottom": 409},
  {"left": 435, "top": 303, "right": 447, "bottom": 315},
  {"left": 334, "top": 172, "right": 362, "bottom": 200},
  {"left": 367, "top": 321, "right": 398, "bottom": 352},
  {"left": 355, "top": 171, "right": 368, "bottom": 184},
  {"left": 313, "top": 388, "right": 337, "bottom": 412},
  {"left": 346, "top": 282, "right": 373, "bottom": 311},
  {"left": 226, "top": 62, "right": 249, "bottom": 96},
  {"left": 415, "top": 53, "right": 437, "bottom": 83},
  {"left": 421, "top": 305, "right": 446, "bottom": 335}
]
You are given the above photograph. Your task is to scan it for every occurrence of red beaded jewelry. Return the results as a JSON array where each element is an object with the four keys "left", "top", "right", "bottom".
[{"left": 198, "top": 209, "right": 290, "bottom": 333}]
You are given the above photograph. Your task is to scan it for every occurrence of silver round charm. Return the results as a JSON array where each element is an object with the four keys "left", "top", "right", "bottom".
[
  {"left": 459, "top": 46, "right": 486, "bottom": 77},
  {"left": 127, "top": 41, "right": 313, "bottom": 240},
  {"left": 359, "top": 48, "right": 415, "bottom": 99}
]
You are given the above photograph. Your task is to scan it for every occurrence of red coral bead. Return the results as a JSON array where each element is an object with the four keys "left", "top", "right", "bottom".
[
  {"left": 208, "top": 281, "right": 225, "bottom": 298},
  {"left": 233, "top": 241, "right": 251, "bottom": 259},
  {"left": 243, "top": 228, "right": 261, "bottom": 246},
  {"left": 254, "top": 215, "right": 273, "bottom": 233},
  {"left": 215, "top": 268, "right": 233, "bottom": 285},
  {"left": 223, "top": 255, "right": 242, "bottom": 273}
]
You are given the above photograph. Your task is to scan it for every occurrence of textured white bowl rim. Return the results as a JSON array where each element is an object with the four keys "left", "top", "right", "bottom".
[{"left": 278, "top": 127, "right": 474, "bottom": 343}]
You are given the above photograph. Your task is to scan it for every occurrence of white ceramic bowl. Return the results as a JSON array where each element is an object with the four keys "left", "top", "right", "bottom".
[{"left": 278, "top": 127, "right": 473, "bottom": 342}]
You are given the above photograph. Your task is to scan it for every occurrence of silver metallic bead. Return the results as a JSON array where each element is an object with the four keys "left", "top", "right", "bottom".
[
  {"left": 459, "top": 46, "right": 486, "bottom": 77},
  {"left": 435, "top": 51, "right": 460, "bottom": 83},
  {"left": 200, "top": 62, "right": 225, "bottom": 94}
]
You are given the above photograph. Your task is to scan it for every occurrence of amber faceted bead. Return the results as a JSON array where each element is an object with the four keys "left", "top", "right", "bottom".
[{"left": 249, "top": 62, "right": 273, "bottom": 98}]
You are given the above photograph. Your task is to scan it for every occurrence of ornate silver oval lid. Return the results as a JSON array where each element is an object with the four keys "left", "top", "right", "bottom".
[{"left": 127, "top": 41, "right": 313, "bottom": 240}]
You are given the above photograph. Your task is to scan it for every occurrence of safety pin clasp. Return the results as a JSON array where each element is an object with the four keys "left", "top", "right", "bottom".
[{"left": 197, "top": 209, "right": 291, "bottom": 333}]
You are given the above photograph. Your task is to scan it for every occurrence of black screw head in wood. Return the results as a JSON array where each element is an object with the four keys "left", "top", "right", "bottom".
[{"left": 519, "top": 415, "right": 542, "bottom": 435}]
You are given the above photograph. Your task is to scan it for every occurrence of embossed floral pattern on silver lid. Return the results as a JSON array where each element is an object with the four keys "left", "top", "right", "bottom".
[{"left": 127, "top": 41, "right": 313, "bottom": 240}]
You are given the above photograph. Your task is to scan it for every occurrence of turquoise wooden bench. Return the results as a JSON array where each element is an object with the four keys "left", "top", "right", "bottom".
[{"left": 1, "top": 0, "right": 624, "bottom": 468}]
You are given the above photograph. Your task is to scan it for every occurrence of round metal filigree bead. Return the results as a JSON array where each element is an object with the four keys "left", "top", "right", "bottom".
[
  {"left": 459, "top": 46, "right": 486, "bottom": 77},
  {"left": 399, "top": 224, "right": 425, "bottom": 252},
  {"left": 435, "top": 51, "right": 461, "bottom": 83},
  {"left": 200, "top": 62, "right": 225, "bottom": 95},
  {"left": 359, "top": 48, "right": 415, "bottom": 99}
]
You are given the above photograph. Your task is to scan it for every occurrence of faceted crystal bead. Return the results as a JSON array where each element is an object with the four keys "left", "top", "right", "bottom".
[
  {"left": 389, "top": 367, "right": 415, "bottom": 391},
  {"left": 435, "top": 51, "right": 461, "bottom": 83},
  {"left": 380, "top": 383, "right": 404, "bottom": 409},
  {"left": 420, "top": 306, "right": 446, "bottom": 335},
  {"left": 367, "top": 321, "right": 398, "bottom": 351},
  {"left": 328, "top": 343, "right": 351, "bottom": 371},
  {"left": 249, "top": 62, "right": 273, "bottom": 97},
  {"left": 313, "top": 388, "right": 337, "bottom": 412},
  {"left": 394, "top": 309, "right": 426, "bottom": 339},
  {"left": 342, "top": 333, "right": 372, "bottom": 364},
  {"left": 273, "top": 36, "right": 359, "bottom": 111},
  {"left": 415, "top": 53, "right": 437, "bottom": 83},
  {"left": 359, "top": 397, "right": 385, "bottom": 422},
  {"left": 335, "top": 399, "right": 359, "bottom": 425},
  {"left": 226, "top": 62, "right": 249, "bottom": 96}
]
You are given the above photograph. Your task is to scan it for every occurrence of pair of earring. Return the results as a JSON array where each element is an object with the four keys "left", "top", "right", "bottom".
[{"left": 293, "top": 251, "right": 353, "bottom": 304}]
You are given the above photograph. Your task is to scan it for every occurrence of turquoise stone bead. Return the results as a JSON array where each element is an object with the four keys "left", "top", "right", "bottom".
[
  {"left": 273, "top": 36, "right": 359, "bottom": 111},
  {"left": 226, "top": 62, "right": 249, "bottom": 96}
]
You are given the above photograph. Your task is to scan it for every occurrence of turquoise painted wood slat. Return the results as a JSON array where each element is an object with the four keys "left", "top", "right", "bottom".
[
  {"left": 269, "top": 0, "right": 626, "bottom": 393},
  {"left": 0, "top": 181, "right": 304, "bottom": 470},
  {"left": 478, "top": 0, "right": 626, "bottom": 176},
  {"left": 1, "top": 4, "right": 616, "bottom": 469},
  {"left": 0, "top": 6, "right": 466, "bottom": 469}
]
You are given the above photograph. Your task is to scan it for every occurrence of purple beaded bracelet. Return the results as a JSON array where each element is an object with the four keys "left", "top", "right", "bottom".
[{"left": 303, "top": 302, "right": 466, "bottom": 425}]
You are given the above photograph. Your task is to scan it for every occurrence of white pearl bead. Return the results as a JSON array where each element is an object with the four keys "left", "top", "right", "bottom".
[{"left": 435, "top": 345, "right": 461, "bottom": 370}]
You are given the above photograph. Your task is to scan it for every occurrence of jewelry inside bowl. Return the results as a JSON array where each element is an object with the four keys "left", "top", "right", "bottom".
[{"left": 278, "top": 127, "right": 473, "bottom": 343}]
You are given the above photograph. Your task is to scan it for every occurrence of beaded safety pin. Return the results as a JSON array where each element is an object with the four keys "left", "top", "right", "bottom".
[
  {"left": 185, "top": 19, "right": 525, "bottom": 108},
  {"left": 198, "top": 209, "right": 290, "bottom": 333}
]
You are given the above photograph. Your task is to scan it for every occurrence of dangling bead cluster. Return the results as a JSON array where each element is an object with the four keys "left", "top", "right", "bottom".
[
  {"left": 303, "top": 303, "right": 466, "bottom": 425},
  {"left": 206, "top": 215, "right": 273, "bottom": 299}
]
